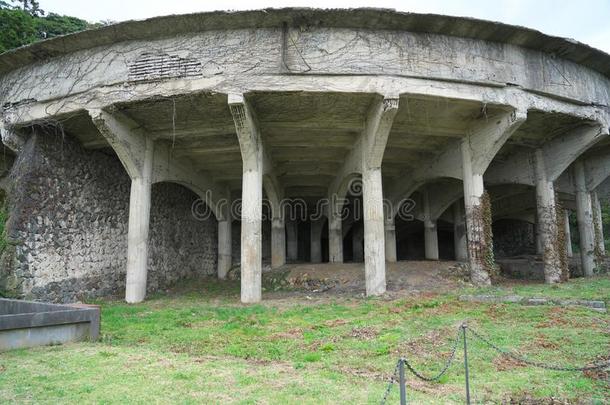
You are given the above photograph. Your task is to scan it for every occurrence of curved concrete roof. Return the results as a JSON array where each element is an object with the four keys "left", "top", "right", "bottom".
[{"left": 1, "top": 8, "right": 609, "bottom": 78}]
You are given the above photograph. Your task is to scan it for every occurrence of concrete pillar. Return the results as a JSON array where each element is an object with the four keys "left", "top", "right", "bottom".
[
  {"left": 352, "top": 224, "right": 364, "bottom": 262},
  {"left": 461, "top": 139, "right": 492, "bottom": 286},
  {"left": 286, "top": 219, "right": 298, "bottom": 262},
  {"left": 240, "top": 168, "right": 263, "bottom": 303},
  {"left": 592, "top": 190, "right": 606, "bottom": 256},
  {"left": 310, "top": 218, "right": 323, "bottom": 263},
  {"left": 125, "top": 138, "right": 154, "bottom": 304},
  {"left": 384, "top": 219, "right": 397, "bottom": 262},
  {"left": 564, "top": 209, "right": 573, "bottom": 258},
  {"left": 363, "top": 168, "right": 386, "bottom": 295},
  {"left": 271, "top": 217, "right": 286, "bottom": 268},
  {"left": 217, "top": 219, "right": 232, "bottom": 279},
  {"left": 422, "top": 187, "right": 439, "bottom": 260},
  {"left": 534, "top": 149, "right": 562, "bottom": 284},
  {"left": 329, "top": 206, "right": 343, "bottom": 263},
  {"left": 574, "top": 161, "right": 595, "bottom": 277},
  {"left": 453, "top": 200, "right": 468, "bottom": 262}
]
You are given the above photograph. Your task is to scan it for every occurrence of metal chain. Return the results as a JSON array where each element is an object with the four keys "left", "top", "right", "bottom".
[
  {"left": 468, "top": 327, "right": 610, "bottom": 372},
  {"left": 380, "top": 359, "right": 400, "bottom": 405},
  {"left": 401, "top": 326, "right": 462, "bottom": 382}
]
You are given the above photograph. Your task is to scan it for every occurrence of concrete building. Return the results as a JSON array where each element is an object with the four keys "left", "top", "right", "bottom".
[{"left": 0, "top": 8, "right": 609, "bottom": 303}]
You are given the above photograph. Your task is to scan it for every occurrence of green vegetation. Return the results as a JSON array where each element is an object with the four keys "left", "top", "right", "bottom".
[
  {"left": 0, "top": 0, "right": 103, "bottom": 53},
  {"left": 0, "top": 277, "right": 608, "bottom": 403}
]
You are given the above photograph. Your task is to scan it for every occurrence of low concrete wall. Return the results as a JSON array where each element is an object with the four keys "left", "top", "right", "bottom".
[{"left": 0, "top": 298, "right": 100, "bottom": 351}]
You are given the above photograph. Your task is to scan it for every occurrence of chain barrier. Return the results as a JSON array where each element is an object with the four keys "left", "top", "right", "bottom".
[
  {"left": 380, "top": 323, "right": 610, "bottom": 404},
  {"left": 401, "top": 326, "right": 462, "bottom": 382},
  {"left": 380, "top": 359, "right": 400, "bottom": 405},
  {"left": 467, "top": 327, "right": 610, "bottom": 372}
]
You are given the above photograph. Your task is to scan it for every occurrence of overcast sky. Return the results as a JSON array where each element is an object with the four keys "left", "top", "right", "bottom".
[{"left": 38, "top": 0, "right": 610, "bottom": 53}]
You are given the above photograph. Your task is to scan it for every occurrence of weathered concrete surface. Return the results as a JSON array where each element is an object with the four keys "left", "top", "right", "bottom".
[
  {"left": 1, "top": 8, "right": 610, "bottom": 303},
  {"left": 0, "top": 298, "right": 100, "bottom": 351}
]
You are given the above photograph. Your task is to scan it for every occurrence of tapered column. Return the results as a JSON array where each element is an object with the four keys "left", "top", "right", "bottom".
[
  {"left": 329, "top": 202, "right": 343, "bottom": 263},
  {"left": 534, "top": 149, "right": 562, "bottom": 284},
  {"left": 125, "top": 138, "right": 154, "bottom": 303},
  {"left": 217, "top": 219, "right": 232, "bottom": 279},
  {"left": 453, "top": 200, "right": 468, "bottom": 262},
  {"left": 310, "top": 218, "right": 323, "bottom": 263},
  {"left": 592, "top": 190, "right": 606, "bottom": 256},
  {"left": 229, "top": 94, "right": 263, "bottom": 303},
  {"left": 462, "top": 139, "right": 492, "bottom": 285},
  {"left": 286, "top": 219, "right": 298, "bottom": 262},
  {"left": 422, "top": 188, "right": 439, "bottom": 260},
  {"left": 384, "top": 218, "right": 397, "bottom": 262},
  {"left": 271, "top": 217, "right": 286, "bottom": 268},
  {"left": 564, "top": 209, "right": 573, "bottom": 258},
  {"left": 352, "top": 225, "right": 364, "bottom": 262},
  {"left": 574, "top": 161, "right": 595, "bottom": 276},
  {"left": 363, "top": 168, "right": 386, "bottom": 295}
]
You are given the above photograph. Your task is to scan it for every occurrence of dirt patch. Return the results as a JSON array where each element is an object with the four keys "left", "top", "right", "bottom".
[
  {"left": 493, "top": 354, "right": 527, "bottom": 371},
  {"left": 269, "top": 328, "right": 303, "bottom": 340},
  {"left": 348, "top": 326, "right": 378, "bottom": 340},
  {"left": 501, "top": 393, "right": 571, "bottom": 404},
  {"left": 583, "top": 354, "right": 610, "bottom": 382}
]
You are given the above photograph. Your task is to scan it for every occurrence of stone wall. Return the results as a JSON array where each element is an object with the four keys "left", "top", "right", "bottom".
[
  {"left": 492, "top": 219, "right": 536, "bottom": 258},
  {"left": 0, "top": 130, "right": 217, "bottom": 302}
]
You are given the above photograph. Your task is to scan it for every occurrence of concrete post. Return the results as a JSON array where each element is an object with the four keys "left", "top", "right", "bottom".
[
  {"left": 329, "top": 205, "right": 343, "bottom": 263},
  {"left": 271, "top": 217, "right": 286, "bottom": 268},
  {"left": 534, "top": 149, "right": 562, "bottom": 284},
  {"left": 453, "top": 200, "right": 468, "bottom": 262},
  {"left": 384, "top": 218, "right": 397, "bottom": 262},
  {"left": 286, "top": 219, "right": 298, "bottom": 262},
  {"left": 422, "top": 187, "right": 439, "bottom": 260},
  {"left": 363, "top": 168, "right": 386, "bottom": 295},
  {"left": 125, "top": 138, "right": 154, "bottom": 303},
  {"left": 352, "top": 224, "right": 364, "bottom": 262},
  {"left": 461, "top": 139, "right": 492, "bottom": 286},
  {"left": 217, "top": 219, "right": 232, "bottom": 279},
  {"left": 574, "top": 161, "right": 595, "bottom": 276},
  {"left": 310, "top": 218, "right": 323, "bottom": 263},
  {"left": 592, "top": 190, "right": 606, "bottom": 256},
  {"left": 240, "top": 168, "right": 263, "bottom": 302},
  {"left": 564, "top": 209, "right": 573, "bottom": 258}
]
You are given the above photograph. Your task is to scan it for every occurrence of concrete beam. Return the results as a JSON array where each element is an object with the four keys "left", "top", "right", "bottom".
[
  {"left": 5, "top": 75, "right": 608, "bottom": 131},
  {"left": 486, "top": 123, "right": 607, "bottom": 186},
  {"left": 0, "top": 124, "right": 26, "bottom": 153},
  {"left": 574, "top": 161, "right": 596, "bottom": 276},
  {"left": 388, "top": 108, "right": 527, "bottom": 208}
]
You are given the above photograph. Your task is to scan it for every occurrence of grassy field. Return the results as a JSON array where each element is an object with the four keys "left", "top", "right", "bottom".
[{"left": 0, "top": 275, "right": 608, "bottom": 404}]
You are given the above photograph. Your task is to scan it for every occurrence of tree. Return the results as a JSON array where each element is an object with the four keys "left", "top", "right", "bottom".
[{"left": 0, "top": 2, "right": 102, "bottom": 53}]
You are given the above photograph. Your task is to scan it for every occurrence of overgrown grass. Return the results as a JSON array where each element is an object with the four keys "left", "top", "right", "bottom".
[{"left": 1, "top": 277, "right": 608, "bottom": 404}]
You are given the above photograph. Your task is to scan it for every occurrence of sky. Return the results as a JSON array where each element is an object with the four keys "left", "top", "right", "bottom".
[{"left": 38, "top": 0, "right": 610, "bottom": 53}]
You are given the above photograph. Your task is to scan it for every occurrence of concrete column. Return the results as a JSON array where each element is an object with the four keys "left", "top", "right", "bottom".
[
  {"left": 310, "top": 219, "right": 323, "bottom": 263},
  {"left": 461, "top": 139, "right": 492, "bottom": 286},
  {"left": 564, "top": 209, "right": 573, "bottom": 258},
  {"left": 592, "top": 190, "right": 606, "bottom": 256},
  {"left": 125, "top": 138, "right": 154, "bottom": 304},
  {"left": 329, "top": 207, "right": 343, "bottom": 263},
  {"left": 422, "top": 187, "right": 439, "bottom": 260},
  {"left": 271, "top": 217, "right": 286, "bottom": 268},
  {"left": 286, "top": 219, "right": 298, "bottom": 262},
  {"left": 240, "top": 168, "right": 263, "bottom": 303},
  {"left": 363, "top": 168, "right": 386, "bottom": 296},
  {"left": 574, "top": 161, "right": 595, "bottom": 277},
  {"left": 384, "top": 219, "right": 397, "bottom": 262},
  {"left": 217, "top": 219, "right": 232, "bottom": 279},
  {"left": 352, "top": 225, "right": 364, "bottom": 262},
  {"left": 534, "top": 149, "right": 562, "bottom": 284},
  {"left": 453, "top": 200, "right": 468, "bottom": 262}
]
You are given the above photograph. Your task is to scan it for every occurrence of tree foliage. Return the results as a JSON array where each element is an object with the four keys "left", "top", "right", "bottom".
[{"left": 0, "top": 0, "right": 102, "bottom": 53}]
